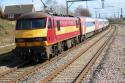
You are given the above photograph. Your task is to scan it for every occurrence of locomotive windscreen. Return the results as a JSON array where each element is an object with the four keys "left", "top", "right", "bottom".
[{"left": 16, "top": 18, "right": 46, "bottom": 30}]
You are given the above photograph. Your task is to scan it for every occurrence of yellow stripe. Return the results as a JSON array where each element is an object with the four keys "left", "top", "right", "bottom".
[
  {"left": 56, "top": 26, "right": 79, "bottom": 35},
  {"left": 16, "top": 43, "right": 25, "bottom": 47},
  {"left": 16, "top": 29, "right": 47, "bottom": 38},
  {"left": 16, "top": 41, "right": 48, "bottom": 47}
]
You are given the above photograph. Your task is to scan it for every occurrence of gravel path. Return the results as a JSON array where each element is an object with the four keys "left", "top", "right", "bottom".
[{"left": 85, "top": 25, "right": 125, "bottom": 83}]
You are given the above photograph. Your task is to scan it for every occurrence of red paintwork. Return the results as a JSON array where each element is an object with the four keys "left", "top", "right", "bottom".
[
  {"left": 53, "top": 16, "right": 78, "bottom": 27},
  {"left": 47, "top": 16, "right": 81, "bottom": 44},
  {"left": 47, "top": 18, "right": 56, "bottom": 43},
  {"left": 46, "top": 16, "right": 103, "bottom": 45},
  {"left": 56, "top": 31, "right": 80, "bottom": 42}
]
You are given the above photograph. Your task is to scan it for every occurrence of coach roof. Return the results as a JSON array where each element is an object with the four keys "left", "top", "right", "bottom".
[{"left": 18, "top": 12, "right": 51, "bottom": 19}]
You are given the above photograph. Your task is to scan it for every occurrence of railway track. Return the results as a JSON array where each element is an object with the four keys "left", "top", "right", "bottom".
[
  {"left": 0, "top": 26, "right": 114, "bottom": 83},
  {"left": 40, "top": 27, "right": 116, "bottom": 83},
  {"left": 0, "top": 40, "right": 93, "bottom": 82},
  {"left": 0, "top": 60, "right": 29, "bottom": 78},
  {"left": 0, "top": 54, "right": 65, "bottom": 82}
]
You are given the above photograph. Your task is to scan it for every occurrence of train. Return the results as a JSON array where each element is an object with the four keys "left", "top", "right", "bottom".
[{"left": 13, "top": 12, "right": 109, "bottom": 62}]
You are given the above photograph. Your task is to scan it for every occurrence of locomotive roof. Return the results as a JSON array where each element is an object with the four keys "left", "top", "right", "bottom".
[{"left": 18, "top": 12, "right": 51, "bottom": 19}]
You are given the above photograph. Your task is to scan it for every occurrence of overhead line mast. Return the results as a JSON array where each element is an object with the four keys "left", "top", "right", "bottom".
[
  {"left": 32, "top": 0, "right": 47, "bottom": 11},
  {"left": 66, "top": 0, "right": 95, "bottom": 15},
  {"left": 101, "top": 0, "right": 104, "bottom": 8}
]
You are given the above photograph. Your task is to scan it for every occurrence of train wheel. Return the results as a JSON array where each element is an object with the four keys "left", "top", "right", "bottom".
[
  {"left": 61, "top": 41, "right": 65, "bottom": 51},
  {"left": 34, "top": 56, "right": 39, "bottom": 62},
  {"left": 45, "top": 46, "right": 53, "bottom": 60},
  {"left": 78, "top": 36, "right": 82, "bottom": 43},
  {"left": 76, "top": 36, "right": 79, "bottom": 44},
  {"left": 57, "top": 42, "right": 63, "bottom": 54},
  {"left": 72, "top": 37, "right": 77, "bottom": 46},
  {"left": 41, "top": 52, "right": 49, "bottom": 60},
  {"left": 62, "top": 41, "right": 68, "bottom": 51}
]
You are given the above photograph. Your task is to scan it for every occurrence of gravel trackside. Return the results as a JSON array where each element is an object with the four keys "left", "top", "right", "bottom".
[
  {"left": 84, "top": 25, "right": 125, "bottom": 83},
  {"left": 21, "top": 25, "right": 111, "bottom": 83}
]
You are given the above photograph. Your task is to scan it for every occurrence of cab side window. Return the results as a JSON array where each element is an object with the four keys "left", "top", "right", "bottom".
[
  {"left": 57, "top": 20, "right": 60, "bottom": 31},
  {"left": 48, "top": 19, "right": 51, "bottom": 29}
]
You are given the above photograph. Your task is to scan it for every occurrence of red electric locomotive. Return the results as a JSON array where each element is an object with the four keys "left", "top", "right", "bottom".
[{"left": 13, "top": 12, "right": 109, "bottom": 62}]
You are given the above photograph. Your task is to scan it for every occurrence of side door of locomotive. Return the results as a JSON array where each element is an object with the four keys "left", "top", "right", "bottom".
[{"left": 47, "top": 17, "right": 56, "bottom": 44}]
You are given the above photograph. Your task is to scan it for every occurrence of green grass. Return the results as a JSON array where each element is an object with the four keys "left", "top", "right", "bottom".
[{"left": 109, "top": 18, "right": 125, "bottom": 24}]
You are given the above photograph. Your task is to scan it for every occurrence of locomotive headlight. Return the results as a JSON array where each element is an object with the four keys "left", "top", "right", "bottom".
[
  {"left": 15, "top": 38, "right": 24, "bottom": 42},
  {"left": 34, "top": 37, "right": 47, "bottom": 41},
  {"left": 35, "top": 38, "right": 43, "bottom": 41}
]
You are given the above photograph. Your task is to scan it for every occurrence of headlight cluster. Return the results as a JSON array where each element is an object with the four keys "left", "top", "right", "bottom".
[
  {"left": 34, "top": 37, "right": 47, "bottom": 41},
  {"left": 34, "top": 38, "right": 43, "bottom": 41},
  {"left": 15, "top": 39, "right": 24, "bottom": 42}
]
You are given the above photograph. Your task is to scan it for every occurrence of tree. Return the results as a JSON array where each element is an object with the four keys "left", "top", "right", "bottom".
[
  {"left": 51, "top": 5, "right": 67, "bottom": 15},
  {"left": 74, "top": 5, "right": 91, "bottom": 17},
  {"left": 0, "top": 0, "right": 3, "bottom": 18},
  {"left": 0, "top": 3, "right": 3, "bottom": 18},
  {"left": 0, "top": 6, "right": 2, "bottom": 18},
  {"left": 41, "top": 0, "right": 73, "bottom": 15}
]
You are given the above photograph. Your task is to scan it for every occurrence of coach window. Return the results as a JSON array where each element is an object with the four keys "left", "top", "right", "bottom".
[
  {"left": 57, "top": 20, "right": 60, "bottom": 31},
  {"left": 92, "top": 22, "right": 95, "bottom": 24},
  {"left": 48, "top": 19, "right": 51, "bottom": 29}
]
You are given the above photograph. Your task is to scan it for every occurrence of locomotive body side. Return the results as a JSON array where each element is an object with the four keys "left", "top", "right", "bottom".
[
  {"left": 47, "top": 16, "right": 80, "bottom": 45},
  {"left": 14, "top": 12, "right": 81, "bottom": 61}
]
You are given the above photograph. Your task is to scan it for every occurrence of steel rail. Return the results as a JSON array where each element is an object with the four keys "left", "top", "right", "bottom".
[{"left": 74, "top": 27, "right": 116, "bottom": 83}]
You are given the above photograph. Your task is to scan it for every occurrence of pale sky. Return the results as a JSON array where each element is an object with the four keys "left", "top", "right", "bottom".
[{"left": 0, "top": 0, "right": 125, "bottom": 18}]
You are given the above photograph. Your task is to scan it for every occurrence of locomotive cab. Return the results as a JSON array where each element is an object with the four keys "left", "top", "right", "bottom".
[
  {"left": 14, "top": 12, "right": 55, "bottom": 61},
  {"left": 16, "top": 18, "right": 48, "bottom": 46}
]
